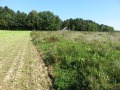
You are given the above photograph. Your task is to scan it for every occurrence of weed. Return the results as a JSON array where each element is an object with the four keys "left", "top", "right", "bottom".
[{"left": 31, "top": 31, "right": 120, "bottom": 90}]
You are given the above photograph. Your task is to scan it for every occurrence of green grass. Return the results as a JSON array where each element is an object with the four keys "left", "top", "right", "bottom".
[{"left": 31, "top": 31, "right": 120, "bottom": 90}]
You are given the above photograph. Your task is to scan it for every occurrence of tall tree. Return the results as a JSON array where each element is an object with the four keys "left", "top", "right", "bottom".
[
  {"left": 39, "top": 11, "right": 55, "bottom": 30},
  {"left": 54, "top": 16, "right": 62, "bottom": 30},
  {"left": 27, "top": 10, "right": 39, "bottom": 30},
  {"left": 15, "top": 11, "right": 27, "bottom": 30}
]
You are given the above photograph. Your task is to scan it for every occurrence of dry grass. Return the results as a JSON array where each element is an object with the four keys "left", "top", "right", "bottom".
[{"left": 0, "top": 30, "right": 52, "bottom": 90}]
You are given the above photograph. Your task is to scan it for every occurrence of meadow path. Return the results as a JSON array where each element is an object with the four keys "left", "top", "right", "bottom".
[{"left": 0, "top": 31, "right": 52, "bottom": 90}]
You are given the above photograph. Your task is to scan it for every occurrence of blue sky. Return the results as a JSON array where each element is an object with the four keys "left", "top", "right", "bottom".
[{"left": 0, "top": 0, "right": 120, "bottom": 30}]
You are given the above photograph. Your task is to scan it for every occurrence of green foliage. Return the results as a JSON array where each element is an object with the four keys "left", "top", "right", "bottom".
[
  {"left": 38, "top": 11, "right": 62, "bottom": 30},
  {"left": 15, "top": 11, "right": 27, "bottom": 30},
  {"left": 62, "top": 18, "right": 114, "bottom": 31},
  {"left": 0, "top": 6, "right": 114, "bottom": 31},
  {"left": 31, "top": 31, "right": 120, "bottom": 90},
  {"left": 27, "top": 10, "right": 39, "bottom": 30},
  {"left": 0, "top": 6, "right": 62, "bottom": 30}
]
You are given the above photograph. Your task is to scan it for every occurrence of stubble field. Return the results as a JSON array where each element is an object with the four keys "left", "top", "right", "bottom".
[{"left": 0, "top": 30, "right": 52, "bottom": 90}]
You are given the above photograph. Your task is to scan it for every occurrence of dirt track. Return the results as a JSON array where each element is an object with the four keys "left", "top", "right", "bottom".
[{"left": 0, "top": 31, "right": 52, "bottom": 90}]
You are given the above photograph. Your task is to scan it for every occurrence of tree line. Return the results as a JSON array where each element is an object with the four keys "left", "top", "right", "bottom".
[
  {"left": 0, "top": 6, "right": 114, "bottom": 31},
  {"left": 62, "top": 18, "right": 114, "bottom": 31}
]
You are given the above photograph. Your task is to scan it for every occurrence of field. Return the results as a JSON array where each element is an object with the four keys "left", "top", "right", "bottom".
[
  {"left": 0, "top": 30, "right": 120, "bottom": 90},
  {"left": 0, "top": 30, "right": 52, "bottom": 90},
  {"left": 31, "top": 31, "right": 120, "bottom": 90}
]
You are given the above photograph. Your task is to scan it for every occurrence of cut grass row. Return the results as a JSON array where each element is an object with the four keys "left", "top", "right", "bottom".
[
  {"left": 31, "top": 31, "right": 120, "bottom": 90},
  {"left": 0, "top": 30, "right": 52, "bottom": 89}
]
